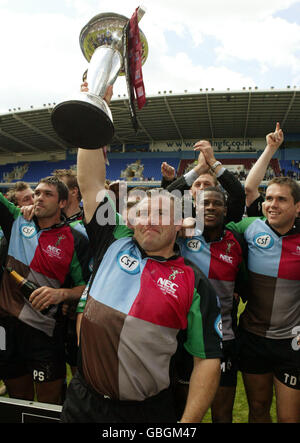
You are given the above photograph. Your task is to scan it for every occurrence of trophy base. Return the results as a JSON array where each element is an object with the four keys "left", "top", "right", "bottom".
[{"left": 51, "top": 98, "right": 114, "bottom": 149}]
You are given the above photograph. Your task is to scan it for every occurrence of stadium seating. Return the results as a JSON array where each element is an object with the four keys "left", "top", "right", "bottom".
[
  {"left": 107, "top": 157, "right": 179, "bottom": 181},
  {"left": 0, "top": 151, "right": 299, "bottom": 187},
  {"left": 0, "top": 160, "right": 76, "bottom": 184},
  {"left": 0, "top": 157, "right": 179, "bottom": 184},
  {"left": 279, "top": 160, "right": 300, "bottom": 180}
]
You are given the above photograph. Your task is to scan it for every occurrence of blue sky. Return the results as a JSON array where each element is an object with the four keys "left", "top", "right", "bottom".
[{"left": 0, "top": 0, "right": 299, "bottom": 113}]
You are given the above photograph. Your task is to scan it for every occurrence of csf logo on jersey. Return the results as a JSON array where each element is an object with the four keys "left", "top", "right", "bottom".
[
  {"left": 117, "top": 251, "right": 140, "bottom": 274},
  {"left": 253, "top": 232, "right": 274, "bottom": 249},
  {"left": 185, "top": 238, "right": 203, "bottom": 253},
  {"left": 214, "top": 314, "right": 223, "bottom": 339},
  {"left": 19, "top": 223, "right": 37, "bottom": 239}
]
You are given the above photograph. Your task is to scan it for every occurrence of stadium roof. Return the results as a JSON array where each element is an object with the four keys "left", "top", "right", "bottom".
[{"left": 0, "top": 88, "right": 299, "bottom": 154}]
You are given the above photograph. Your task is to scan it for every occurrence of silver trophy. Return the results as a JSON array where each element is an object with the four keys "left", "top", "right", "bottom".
[{"left": 51, "top": 9, "right": 148, "bottom": 149}]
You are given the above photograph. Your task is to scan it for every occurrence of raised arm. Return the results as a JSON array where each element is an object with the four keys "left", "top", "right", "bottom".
[
  {"left": 244, "top": 122, "right": 284, "bottom": 207},
  {"left": 160, "top": 161, "right": 176, "bottom": 188},
  {"left": 166, "top": 151, "right": 209, "bottom": 194},
  {"left": 77, "top": 84, "right": 113, "bottom": 223},
  {"left": 77, "top": 148, "right": 106, "bottom": 224},
  {"left": 194, "top": 140, "right": 245, "bottom": 222}
]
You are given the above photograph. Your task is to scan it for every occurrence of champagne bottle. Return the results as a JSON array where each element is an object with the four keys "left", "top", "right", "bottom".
[{"left": 6, "top": 267, "right": 54, "bottom": 314}]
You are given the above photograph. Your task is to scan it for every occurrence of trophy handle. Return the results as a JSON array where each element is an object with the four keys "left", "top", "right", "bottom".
[{"left": 87, "top": 46, "right": 122, "bottom": 98}]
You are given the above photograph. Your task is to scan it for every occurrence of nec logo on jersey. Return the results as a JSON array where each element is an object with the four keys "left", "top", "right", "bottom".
[
  {"left": 157, "top": 278, "right": 178, "bottom": 298},
  {"left": 118, "top": 251, "right": 140, "bottom": 274},
  {"left": 254, "top": 233, "right": 274, "bottom": 249},
  {"left": 219, "top": 254, "right": 233, "bottom": 264},
  {"left": 186, "top": 239, "right": 202, "bottom": 252},
  {"left": 44, "top": 245, "right": 62, "bottom": 259},
  {"left": 20, "top": 224, "right": 37, "bottom": 239},
  {"left": 220, "top": 241, "right": 233, "bottom": 263}
]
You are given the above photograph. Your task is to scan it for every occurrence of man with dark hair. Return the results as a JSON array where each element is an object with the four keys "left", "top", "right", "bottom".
[
  {"left": 175, "top": 186, "right": 248, "bottom": 422},
  {"left": 267, "top": 176, "right": 300, "bottom": 204},
  {"left": 0, "top": 176, "right": 89, "bottom": 404},
  {"left": 37, "top": 176, "right": 69, "bottom": 203},
  {"left": 227, "top": 177, "right": 300, "bottom": 423}
]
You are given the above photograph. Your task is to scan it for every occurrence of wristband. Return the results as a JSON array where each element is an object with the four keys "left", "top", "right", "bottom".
[
  {"left": 216, "top": 166, "right": 225, "bottom": 178},
  {"left": 210, "top": 161, "right": 222, "bottom": 171},
  {"left": 184, "top": 169, "right": 199, "bottom": 186}
]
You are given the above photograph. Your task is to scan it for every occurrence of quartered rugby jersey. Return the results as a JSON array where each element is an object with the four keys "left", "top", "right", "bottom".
[
  {"left": 177, "top": 229, "right": 245, "bottom": 341},
  {"left": 78, "top": 196, "right": 222, "bottom": 401},
  {"left": 227, "top": 217, "right": 300, "bottom": 339},
  {"left": 0, "top": 193, "right": 89, "bottom": 337}
]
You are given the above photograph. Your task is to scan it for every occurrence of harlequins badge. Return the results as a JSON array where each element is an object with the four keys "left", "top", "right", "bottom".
[
  {"left": 226, "top": 242, "right": 233, "bottom": 255},
  {"left": 169, "top": 267, "right": 184, "bottom": 281},
  {"left": 55, "top": 234, "right": 66, "bottom": 247}
]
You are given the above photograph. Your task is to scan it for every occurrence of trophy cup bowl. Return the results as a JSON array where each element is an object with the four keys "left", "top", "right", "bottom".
[{"left": 51, "top": 12, "right": 148, "bottom": 149}]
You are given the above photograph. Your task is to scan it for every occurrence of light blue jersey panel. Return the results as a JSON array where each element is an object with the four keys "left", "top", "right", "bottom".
[
  {"left": 244, "top": 219, "right": 281, "bottom": 278},
  {"left": 89, "top": 237, "right": 147, "bottom": 315},
  {"left": 70, "top": 221, "right": 88, "bottom": 238},
  {"left": 177, "top": 236, "right": 211, "bottom": 277},
  {"left": 8, "top": 217, "right": 41, "bottom": 266}
]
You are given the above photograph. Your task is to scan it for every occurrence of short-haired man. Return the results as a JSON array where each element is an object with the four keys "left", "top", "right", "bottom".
[
  {"left": 175, "top": 187, "right": 248, "bottom": 422},
  {"left": 6, "top": 181, "right": 34, "bottom": 208},
  {"left": 61, "top": 142, "right": 223, "bottom": 423},
  {"left": 0, "top": 176, "right": 89, "bottom": 404},
  {"left": 227, "top": 176, "right": 300, "bottom": 423}
]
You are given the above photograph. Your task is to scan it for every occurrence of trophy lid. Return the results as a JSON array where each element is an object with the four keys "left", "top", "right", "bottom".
[{"left": 79, "top": 12, "right": 148, "bottom": 74}]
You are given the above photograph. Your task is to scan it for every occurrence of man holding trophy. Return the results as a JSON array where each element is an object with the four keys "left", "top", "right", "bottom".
[{"left": 54, "top": 7, "right": 223, "bottom": 423}]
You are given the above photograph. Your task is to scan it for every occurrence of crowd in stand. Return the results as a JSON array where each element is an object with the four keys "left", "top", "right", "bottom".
[{"left": 0, "top": 117, "right": 299, "bottom": 423}]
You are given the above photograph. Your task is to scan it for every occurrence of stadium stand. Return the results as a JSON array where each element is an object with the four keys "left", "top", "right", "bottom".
[
  {"left": 0, "top": 160, "right": 76, "bottom": 184},
  {"left": 0, "top": 157, "right": 180, "bottom": 184},
  {"left": 0, "top": 88, "right": 299, "bottom": 189},
  {"left": 0, "top": 154, "right": 291, "bottom": 187},
  {"left": 280, "top": 160, "right": 300, "bottom": 180}
]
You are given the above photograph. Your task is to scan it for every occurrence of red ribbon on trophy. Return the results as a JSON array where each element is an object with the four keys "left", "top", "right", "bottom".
[
  {"left": 128, "top": 7, "right": 146, "bottom": 110},
  {"left": 123, "top": 6, "right": 146, "bottom": 132}
]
